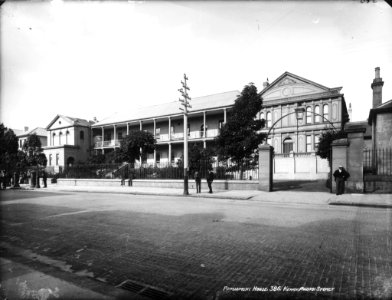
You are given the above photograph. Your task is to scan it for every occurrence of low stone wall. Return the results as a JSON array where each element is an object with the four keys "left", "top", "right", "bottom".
[
  {"left": 57, "top": 178, "right": 259, "bottom": 190},
  {"left": 364, "top": 175, "right": 392, "bottom": 193}
]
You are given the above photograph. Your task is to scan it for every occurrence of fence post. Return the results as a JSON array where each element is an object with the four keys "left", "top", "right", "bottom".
[{"left": 258, "top": 143, "right": 273, "bottom": 192}]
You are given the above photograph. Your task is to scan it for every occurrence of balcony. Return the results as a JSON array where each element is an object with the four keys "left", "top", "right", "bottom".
[{"left": 94, "top": 130, "right": 220, "bottom": 148}]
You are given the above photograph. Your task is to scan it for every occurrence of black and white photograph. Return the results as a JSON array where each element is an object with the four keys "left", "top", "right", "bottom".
[{"left": 1, "top": 0, "right": 391, "bottom": 299}]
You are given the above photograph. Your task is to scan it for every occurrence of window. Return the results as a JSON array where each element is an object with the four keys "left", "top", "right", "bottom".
[
  {"left": 59, "top": 132, "right": 63, "bottom": 145},
  {"left": 323, "top": 104, "right": 329, "bottom": 121},
  {"left": 52, "top": 133, "right": 56, "bottom": 146},
  {"left": 306, "top": 107, "right": 312, "bottom": 124},
  {"left": 80, "top": 130, "right": 84, "bottom": 139},
  {"left": 155, "top": 128, "right": 160, "bottom": 140},
  {"left": 260, "top": 112, "right": 264, "bottom": 120},
  {"left": 49, "top": 154, "right": 52, "bottom": 166},
  {"left": 306, "top": 135, "right": 312, "bottom": 152},
  {"left": 283, "top": 137, "right": 293, "bottom": 154},
  {"left": 266, "top": 112, "right": 272, "bottom": 128},
  {"left": 314, "top": 106, "right": 320, "bottom": 123},
  {"left": 314, "top": 135, "right": 320, "bottom": 150},
  {"left": 56, "top": 154, "right": 59, "bottom": 166},
  {"left": 267, "top": 138, "right": 272, "bottom": 145},
  {"left": 66, "top": 131, "right": 69, "bottom": 144}
]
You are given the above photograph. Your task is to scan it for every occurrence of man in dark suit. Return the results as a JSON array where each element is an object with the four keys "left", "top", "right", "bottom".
[{"left": 333, "top": 165, "right": 350, "bottom": 195}]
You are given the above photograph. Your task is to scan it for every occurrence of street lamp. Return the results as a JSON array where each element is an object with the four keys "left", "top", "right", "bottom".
[{"left": 178, "top": 74, "right": 192, "bottom": 195}]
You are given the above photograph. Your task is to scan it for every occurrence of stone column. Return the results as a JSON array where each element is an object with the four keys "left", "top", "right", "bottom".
[
  {"left": 331, "top": 138, "right": 349, "bottom": 194},
  {"left": 223, "top": 108, "right": 227, "bottom": 124},
  {"left": 113, "top": 125, "right": 116, "bottom": 147},
  {"left": 101, "top": 127, "right": 104, "bottom": 151},
  {"left": 203, "top": 111, "right": 206, "bottom": 137},
  {"left": 258, "top": 143, "right": 273, "bottom": 192},
  {"left": 126, "top": 122, "right": 129, "bottom": 135},
  {"left": 153, "top": 119, "right": 156, "bottom": 165},
  {"left": 168, "top": 117, "right": 171, "bottom": 141},
  {"left": 168, "top": 143, "right": 172, "bottom": 166}
]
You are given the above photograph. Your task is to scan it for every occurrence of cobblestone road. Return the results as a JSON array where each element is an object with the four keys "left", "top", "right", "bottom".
[{"left": 0, "top": 190, "right": 391, "bottom": 299}]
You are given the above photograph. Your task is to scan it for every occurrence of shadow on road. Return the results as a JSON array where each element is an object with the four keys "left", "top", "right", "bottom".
[{"left": 273, "top": 180, "right": 329, "bottom": 192}]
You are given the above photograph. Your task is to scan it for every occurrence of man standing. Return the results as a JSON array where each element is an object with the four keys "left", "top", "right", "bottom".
[
  {"left": 207, "top": 170, "right": 214, "bottom": 194},
  {"left": 194, "top": 170, "right": 201, "bottom": 193},
  {"left": 333, "top": 165, "right": 350, "bottom": 195}
]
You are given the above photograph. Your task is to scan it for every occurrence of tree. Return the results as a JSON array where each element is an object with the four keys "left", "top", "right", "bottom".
[
  {"left": 119, "top": 131, "right": 156, "bottom": 164},
  {"left": 189, "top": 144, "right": 215, "bottom": 178},
  {"left": 316, "top": 129, "right": 347, "bottom": 189},
  {"left": 0, "top": 123, "right": 19, "bottom": 174},
  {"left": 22, "top": 133, "right": 47, "bottom": 187},
  {"left": 22, "top": 133, "right": 47, "bottom": 167},
  {"left": 316, "top": 129, "right": 347, "bottom": 163},
  {"left": 214, "top": 83, "right": 266, "bottom": 178}
]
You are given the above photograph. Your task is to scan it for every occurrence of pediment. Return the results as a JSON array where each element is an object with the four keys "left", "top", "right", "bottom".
[
  {"left": 261, "top": 73, "right": 329, "bottom": 101},
  {"left": 47, "top": 115, "right": 74, "bottom": 130}
]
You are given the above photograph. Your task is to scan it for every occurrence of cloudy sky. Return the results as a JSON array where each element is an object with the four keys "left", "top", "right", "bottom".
[{"left": 1, "top": 0, "right": 392, "bottom": 130}]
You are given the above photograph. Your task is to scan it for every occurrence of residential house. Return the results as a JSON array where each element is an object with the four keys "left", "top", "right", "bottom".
[{"left": 43, "top": 115, "right": 94, "bottom": 173}]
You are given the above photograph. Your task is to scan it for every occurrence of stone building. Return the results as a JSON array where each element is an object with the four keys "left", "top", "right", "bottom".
[
  {"left": 16, "top": 127, "right": 48, "bottom": 150},
  {"left": 259, "top": 71, "right": 350, "bottom": 154},
  {"left": 43, "top": 115, "right": 94, "bottom": 173},
  {"left": 259, "top": 71, "right": 350, "bottom": 180}
]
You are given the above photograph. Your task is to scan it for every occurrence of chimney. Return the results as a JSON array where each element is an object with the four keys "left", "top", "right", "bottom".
[
  {"left": 348, "top": 103, "right": 352, "bottom": 121},
  {"left": 371, "top": 67, "right": 384, "bottom": 108},
  {"left": 24, "top": 126, "right": 29, "bottom": 132},
  {"left": 262, "top": 78, "right": 270, "bottom": 89}
]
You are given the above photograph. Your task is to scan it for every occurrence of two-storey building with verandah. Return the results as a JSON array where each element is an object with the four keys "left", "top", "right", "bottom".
[{"left": 91, "top": 91, "right": 239, "bottom": 166}]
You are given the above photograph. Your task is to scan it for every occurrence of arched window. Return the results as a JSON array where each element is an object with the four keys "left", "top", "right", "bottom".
[
  {"left": 260, "top": 112, "right": 264, "bottom": 120},
  {"left": 314, "top": 106, "right": 320, "bottom": 123},
  {"left": 65, "top": 131, "right": 69, "bottom": 145},
  {"left": 59, "top": 132, "right": 63, "bottom": 145},
  {"left": 283, "top": 137, "right": 293, "bottom": 154},
  {"left": 306, "top": 107, "right": 312, "bottom": 124},
  {"left": 323, "top": 104, "right": 329, "bottom": 121},
  {"left": 52, "top": 133, "right": 56, "bottom": 146},
  {"left": 80, "top": 130, "right": 84, "bottom": 140},
  {"left": 266, "top": 112, "right": 272, "bottom": 128}
]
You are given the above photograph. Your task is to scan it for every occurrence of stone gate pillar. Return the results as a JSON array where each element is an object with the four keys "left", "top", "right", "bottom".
[
  {"left": 258, "top": 143, "right": 273, "bottom": 192},
  {"left": 345, "top": 123, "right": 366, "bottom": 193}
]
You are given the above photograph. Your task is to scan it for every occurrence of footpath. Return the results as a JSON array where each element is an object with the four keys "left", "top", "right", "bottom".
[{"left": 19, "top": 183, "right": 392, "bottom": 208}]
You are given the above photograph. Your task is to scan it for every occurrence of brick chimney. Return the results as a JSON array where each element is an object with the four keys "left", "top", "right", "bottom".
[
  {"left": 371, "top": 67, "right": 384, "bottom": 108},
  {"left": 24, "top": 126, "right": 29, "bottom": 132}
]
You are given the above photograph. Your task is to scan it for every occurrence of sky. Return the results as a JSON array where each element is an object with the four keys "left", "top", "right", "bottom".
[{"left": 1, "top": 0, "right": 392, "bottom": 130}]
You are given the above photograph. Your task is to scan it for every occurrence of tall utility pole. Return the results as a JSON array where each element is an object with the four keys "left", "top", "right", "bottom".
[{"left": 178, "top": 74, "right": 192, "bottom": 195}]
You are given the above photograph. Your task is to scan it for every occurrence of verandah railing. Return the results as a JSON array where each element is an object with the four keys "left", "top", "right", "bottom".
[
  {"left": 363, "top": 148, "right": 392, "bottom": 176},
  {"left": 59, "top": 160, "right": 259, "bottom": 180}
]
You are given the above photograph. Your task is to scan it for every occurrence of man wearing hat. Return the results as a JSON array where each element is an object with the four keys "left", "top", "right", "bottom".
[{"left": 333, "top": 165, "right": 350, "bottom": 195}]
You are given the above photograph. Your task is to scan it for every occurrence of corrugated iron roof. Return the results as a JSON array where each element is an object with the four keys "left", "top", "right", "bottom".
[
  {"left": 93, "top": 90, "right": 240, "bottom": 127},
  {"left": 16, "top": 127, "right": 47, "bottom": 137}
]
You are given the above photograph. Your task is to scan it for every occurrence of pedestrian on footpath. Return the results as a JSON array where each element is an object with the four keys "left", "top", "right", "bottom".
[
  {"left": 0, "top": 170, "right": 4, "bottom": 190},
  {"left": 207, "top": 170, "right": 214, "bottom": 193},
  {"left": 333, "top": 165, "right": 350, "bottom": 195},
  {"left": 194, "top": 170, "right": 201, "bottom": 193},
  {"left": 42, "top": 171, "right": 47, "bottom": 188}
]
